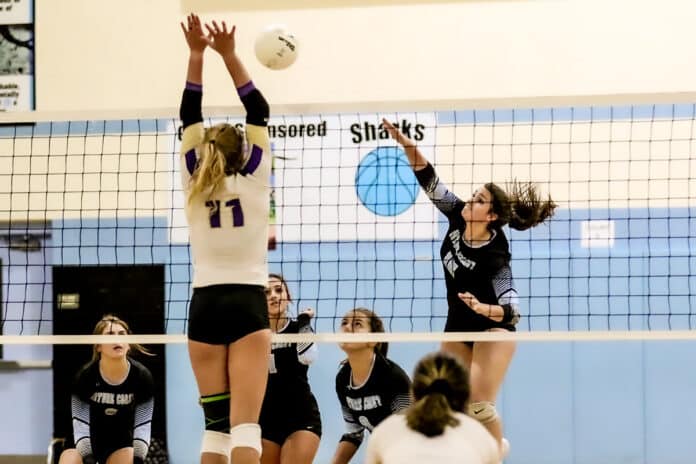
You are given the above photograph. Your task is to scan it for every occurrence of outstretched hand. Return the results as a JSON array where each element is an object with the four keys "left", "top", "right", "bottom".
[
  {"left": 382, "top": 118, "right": 416, "bottom": 148},
  {"left": 181, "top": 13, "right": 208, "bottom": 53},
  {"left": 205, "top": 20, "right": 237, "bottom": 57}
]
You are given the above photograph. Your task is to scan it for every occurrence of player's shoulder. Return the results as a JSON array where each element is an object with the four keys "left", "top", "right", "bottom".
[
  {"left": 128, "top": 357, "right": 154, "bottom": 381},
  {"left": 380, "top": 356, "right": 411, "bottom": 383},
  {"left": 335, "top": 360, "right": 351, "bottom": 386},
  {"left": 282, "top": 319, "right": 300, "bottom": 334},
  {"left": 244, "top": 123, "right": 270, "bottom": 146}
]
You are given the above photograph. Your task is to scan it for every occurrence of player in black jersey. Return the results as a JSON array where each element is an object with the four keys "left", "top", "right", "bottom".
[
  {"left": 59, "top": 315, "right": 154, "bottom": 464},
  {"left": 180, "top": 14, "right": 272, "bottom": 464},
  {"left": 383, "top": 119, "right": 556, "bottom": 456},
  {"left": 332, "top": 308, "right": 412, "bottom": 464},
  {"left": 259, "top": 273, "right": 321, "bottom": 464}
]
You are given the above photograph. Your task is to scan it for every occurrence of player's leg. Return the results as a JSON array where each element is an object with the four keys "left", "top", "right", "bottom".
[
  {"left": 189, "top": 339, "right": 230, "bottom": 464},
  {"left": 280, "top": 430, "right": 320, "bottom": 464},
  {"left": 468, "top": 328, "right": 516, "bottom": 453},
  {"left": 441, "top": 341, "right": 473, "bottom": 369},
  {"left": 260, "top": 439, "right": 281, "bottom": 464},
  {"left": 227, "top": 328, "right": 272, "bottom": 464},
  {"left": 105, "top": 447, "right": 133, "bottom": 464},
  {"left": 57, "top": 449, "right": 82, "bottom": 464}
]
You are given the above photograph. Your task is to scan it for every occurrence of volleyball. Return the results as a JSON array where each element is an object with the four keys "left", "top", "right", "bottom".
[{"left": 254, "top": 25, "right": 298, "bottom": 70}]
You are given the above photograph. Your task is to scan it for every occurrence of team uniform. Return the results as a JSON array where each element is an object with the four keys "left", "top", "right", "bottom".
[
  {"left": 335, "top": 353, "right": 412, "bottom": 450},
  {"left": 259, "top": 314, "right": 322, "bottom": 444},
  {"left": 179, "top": 80, "right": 272, "bottom": 344},
  {"left": 365, "top": 412, "right": 499, "bottom": 464},
  {"left": 414, "top": 163, "right": 521, "bottom": 337},
  {"left": 69, "top": 358, "right": 154, "bottom": 464}
]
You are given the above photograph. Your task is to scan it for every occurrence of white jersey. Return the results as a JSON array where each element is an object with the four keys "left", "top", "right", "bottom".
[
  {"left": 180, "top": 122, "right": 271, "bottom": 288},
  {"left": 365, "top": 412, "right": 499, "bottom": 464}
]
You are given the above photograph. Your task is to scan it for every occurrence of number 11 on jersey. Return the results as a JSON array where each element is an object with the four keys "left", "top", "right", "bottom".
[{"left": 206, "top": 199, "right": 245, "bottom": 228}]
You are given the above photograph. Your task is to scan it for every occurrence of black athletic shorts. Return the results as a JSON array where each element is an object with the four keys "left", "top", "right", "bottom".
[
  {"left": 63, "top": 435, "right": 131, "bottom": 464},
  {"left": 445, "top": 305, "right": 516, "bottom": 347},
  {"left": 259, "top": 393, "right": 322, "bottom": 445},
  {"left": 188, "top": 284, "right": 270, "bottom": 345}
]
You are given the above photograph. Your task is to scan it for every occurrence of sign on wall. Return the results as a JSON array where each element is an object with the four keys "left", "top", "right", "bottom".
[{"left": 0, "top": 0, "right": 33, "bottom": 111}]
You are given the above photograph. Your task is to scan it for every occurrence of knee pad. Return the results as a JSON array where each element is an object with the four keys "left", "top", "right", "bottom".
[
  {"left": 200, "top": 392, "right": 231, "bottom": 433},
  {"left": 229, "top": 423, "right": 262, "bottom": 455},
  {"left": 468, "top": 401, "right": 499, "bottom": 425},
  {"left": 201, "top": 430, "right": 232, "bottom": 457}
]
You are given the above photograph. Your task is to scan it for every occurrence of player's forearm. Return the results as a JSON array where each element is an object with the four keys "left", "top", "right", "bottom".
[
  {"left": 331, "top": 441, "right": 358, "bottom": 464},
  {"left": 186, "top": 51, "right": 204, "bottom": 85},
  {"left": 222, "top": 52, "right": 251, "bottom": 90}
]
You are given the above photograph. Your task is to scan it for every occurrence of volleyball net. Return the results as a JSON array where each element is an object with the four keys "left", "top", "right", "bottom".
[{"left": 0, "top": 101, "right": 695, "bottom": 344}]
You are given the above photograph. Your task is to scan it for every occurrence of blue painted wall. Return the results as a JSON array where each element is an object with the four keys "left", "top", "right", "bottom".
[{"left": 2, "top": 208, "right": 696, "bottom": 463}]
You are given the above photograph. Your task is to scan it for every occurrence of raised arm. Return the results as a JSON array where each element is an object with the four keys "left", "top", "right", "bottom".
[
  {"left": 179, "top": 13, "right": 207, "bottom": 129},
  {"left": 382, "top": 118, "right": 428, "bottom": 171},
  {"left": 205, "top": 20, "right": 269, "bottom": 126}
]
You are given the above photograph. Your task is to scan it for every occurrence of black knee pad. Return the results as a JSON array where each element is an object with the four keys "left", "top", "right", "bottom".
[{"left": 200, "top": 392, "right": 231, "bottom": 433}]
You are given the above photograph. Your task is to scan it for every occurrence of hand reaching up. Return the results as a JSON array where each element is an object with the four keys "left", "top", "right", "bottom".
[
  {"left": 181, "top": 13, "right": 207, "bottom": 54},
  {"left": 205, "top": 20, "right": 237, "bottom": 58}
]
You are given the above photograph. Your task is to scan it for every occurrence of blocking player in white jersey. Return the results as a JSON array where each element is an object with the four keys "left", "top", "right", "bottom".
[{"left": 180, "top": 13, "right": 271, "bottom": 464}]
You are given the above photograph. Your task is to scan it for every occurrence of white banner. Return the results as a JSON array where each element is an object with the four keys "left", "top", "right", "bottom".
[{"left": 169, "top": 112, "right": 440, "bottom": 244}]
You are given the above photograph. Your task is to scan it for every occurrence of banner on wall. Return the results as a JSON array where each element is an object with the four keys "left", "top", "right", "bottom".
[
  {"left": 0, "top": 0, "right": 33, "bottom": 111},
  {"left": 168, "top": 112, "right": 440, "bottom": 244}
]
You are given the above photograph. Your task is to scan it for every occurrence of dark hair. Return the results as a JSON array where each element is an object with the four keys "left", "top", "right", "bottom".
[
  {"left": 91, "top": 314, "right": 153, "bottom": 363},
  {"left": 349, "top": 307, "right": 388, "bottom": 357},
  {"left": 405, "top": 352, "right": 470, "bottom": 437},
  {"left": 268, "top": 273, "right": 292, "bottom": 303},
  {"left": 485, "top": 181, "right": 557, "bottom": 231}
]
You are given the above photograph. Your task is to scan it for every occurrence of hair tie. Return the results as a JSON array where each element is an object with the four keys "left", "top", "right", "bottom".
[{"left": 424, "top": 378, "right": 452, "bottom": 396}]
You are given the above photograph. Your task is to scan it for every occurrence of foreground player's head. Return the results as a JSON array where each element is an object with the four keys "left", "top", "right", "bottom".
[
  {"left": 463, "top": 181, "right": 556, "bottom": 231},
  {"left": 406, "top": 351, "right": 470, "bottom": 437},
  {"left": 91, "top": 314, "right": 151, "bottom": 362},
  {"left": 188, "top": 122, "right": 245, "bottom": 201},
  {"left": 266, "top": 273, "right": 291, "bottom": 319},
  {"left": 339, "top": 307, "right": 388, "bottom": 357}
]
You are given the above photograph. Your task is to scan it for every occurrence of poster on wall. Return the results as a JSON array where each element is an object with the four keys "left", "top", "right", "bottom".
[{"left": 0, "top": 0, "right": 33, "bottom": 111}]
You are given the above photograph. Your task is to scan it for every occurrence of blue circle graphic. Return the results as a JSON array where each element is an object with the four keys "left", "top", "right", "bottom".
[{"left": 355, "top": 147, "right": 419, "bottom": 216}]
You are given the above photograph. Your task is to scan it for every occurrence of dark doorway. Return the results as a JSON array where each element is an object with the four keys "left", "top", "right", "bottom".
[{"left": 52, "top": 264, "right": 168, "bottom": 462}]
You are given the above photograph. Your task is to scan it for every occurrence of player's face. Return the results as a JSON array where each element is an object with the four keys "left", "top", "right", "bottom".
[
  {"left": 339, "top": 311, "right": 376, "bottom": 353},
  {"left": 265, "top": 277, "right": 289, "bottom": 318},
  {"left": 98, "top": 322, "right": 129, "bottom": 360},
  {"left": 462, "top": 187, "right": 495, "bottom": 225}
]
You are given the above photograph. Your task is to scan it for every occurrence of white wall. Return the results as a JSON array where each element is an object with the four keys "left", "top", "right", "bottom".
[{"left": 35, "top": 0, "right": 696, "bottom": 114}]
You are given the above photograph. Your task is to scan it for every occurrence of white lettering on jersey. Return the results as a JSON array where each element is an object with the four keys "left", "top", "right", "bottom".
[{"left": 346, "top": 395, "right": 382, "bottom": 411}]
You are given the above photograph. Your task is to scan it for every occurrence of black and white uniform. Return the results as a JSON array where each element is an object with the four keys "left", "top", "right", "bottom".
[
  {"left": 69, "top": 358, "right": 154, "bottom": 464},
  {"left": 335, "top": 353, "right": 412, "bottom": 450},
  {"left": 414, "top": 163, "right": 521, "bottom": 336},
  {"left": 180, "top": 80, "right": 272, "bottom": 344},
  {"left": 259, "top": 315, "right": 321, "bottom": 444}
]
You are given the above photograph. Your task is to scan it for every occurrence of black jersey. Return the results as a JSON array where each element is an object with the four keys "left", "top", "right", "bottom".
[
  {"left": 71, "top": 357, "right": 154, "bottom": 463},
  {"left": 335, "top": 353, "right": 412, "bottom": 448},
  {"left": 415, "top": 163, "right": 520, "bottom": 330},
  {"left": 264, "top": 315, "right": 317, "bottom": 406}
]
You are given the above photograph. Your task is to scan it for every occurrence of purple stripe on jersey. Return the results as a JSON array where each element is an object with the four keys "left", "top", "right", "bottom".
[
  {"left": 186, "top": 81, "right": 203, "bottom": 92},
  {"left": 241, "top": 145, "right": 262, "bottom": 175},
  {"left": 237, "top": 81, "right": 256, "bottom": 97},
  {"left": 185, "top": 149, "right": 197, "bottom": 175}
]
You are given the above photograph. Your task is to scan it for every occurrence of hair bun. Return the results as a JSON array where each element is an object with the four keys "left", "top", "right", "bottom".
[{"left": 425, "top": 378, "right": 452, "bottom": 396}]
